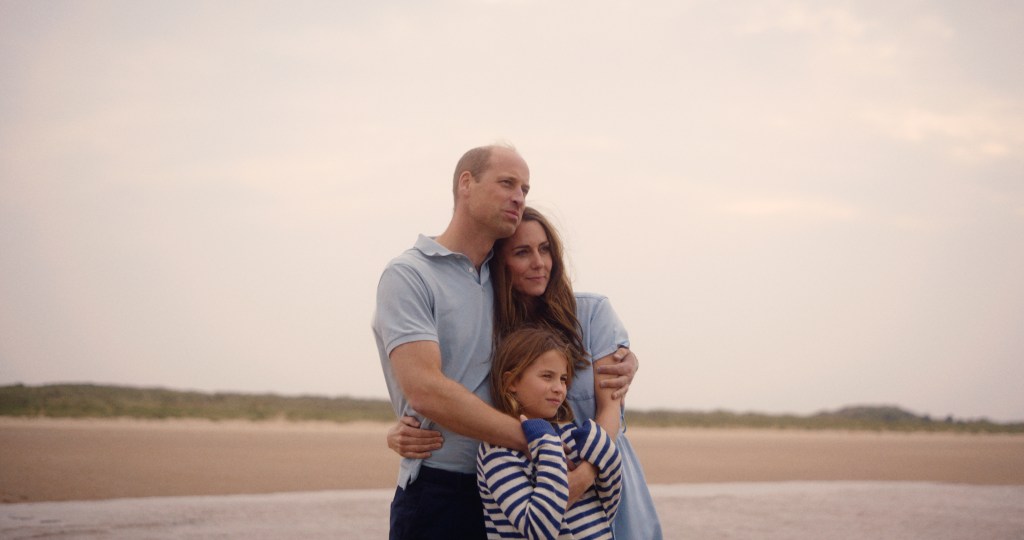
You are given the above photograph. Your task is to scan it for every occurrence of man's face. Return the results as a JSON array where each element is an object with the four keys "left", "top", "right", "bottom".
[{"left": 464, "top": 148, "right": 530, "bottom": 238}]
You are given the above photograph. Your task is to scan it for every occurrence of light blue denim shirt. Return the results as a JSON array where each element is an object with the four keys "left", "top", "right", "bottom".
[{"left": 569, "top": 292, "right": 664, "bottom": 540}]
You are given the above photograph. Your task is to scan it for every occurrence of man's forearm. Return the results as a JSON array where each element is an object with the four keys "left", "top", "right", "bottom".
[
  {"left": 392, "top": 341, "right": 527, "bottom": 453},
  {"left": 408, "top": 375, "right": 527, "bottom": 453}
]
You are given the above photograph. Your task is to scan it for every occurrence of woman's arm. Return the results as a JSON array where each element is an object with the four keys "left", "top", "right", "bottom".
[
  {"left": 592, "top": 353, "right": 623, "bottom": 438},
  {"left": 478, "top": 419, "right": 569, "bottom": 539},
  {"left": 387, "top": 416, "right": 443, "bottom": 459},
  {"left": 564, "top": 350, "right": 624, "bottom": 503}
]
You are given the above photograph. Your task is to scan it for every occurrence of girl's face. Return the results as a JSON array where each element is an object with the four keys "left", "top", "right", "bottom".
[
  {"left": 507, "top": 350, "right": 569, "bottom": 419},
  {"left": 501, "top": 220, "right": 552, "bottom": 298}
]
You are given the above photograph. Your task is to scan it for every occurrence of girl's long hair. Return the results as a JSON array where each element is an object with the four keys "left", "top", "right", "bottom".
[
  {"left": 491, "top": 326, "right": 576, "bottom": 423},
  {"left": 491, "top": 207, "right": 587, "bottom": 370}
]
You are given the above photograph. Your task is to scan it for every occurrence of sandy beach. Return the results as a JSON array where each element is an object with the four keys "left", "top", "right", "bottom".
[
  {"left": 2, "top": 417, "right": 1024, "bottom": 539},
  {"left": 2, "top": 417, "right": 1023, "bottom": 503}
]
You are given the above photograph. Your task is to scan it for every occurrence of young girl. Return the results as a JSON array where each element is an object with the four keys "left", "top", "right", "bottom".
[{"left": 476, "top": 326, "right": 622, "bottom": 540}]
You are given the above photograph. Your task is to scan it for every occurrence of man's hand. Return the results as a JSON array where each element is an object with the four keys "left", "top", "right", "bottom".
[
  {"left": 386, "top": 416, "right": 443, "bottom": 459},
  {"left": 596, "top": 347, "right": 638, "bottom": 400}
]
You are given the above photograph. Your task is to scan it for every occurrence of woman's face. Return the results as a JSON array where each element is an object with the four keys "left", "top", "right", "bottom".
[{"left": 501, "top": 220, "right": 552, "bottom": 298}]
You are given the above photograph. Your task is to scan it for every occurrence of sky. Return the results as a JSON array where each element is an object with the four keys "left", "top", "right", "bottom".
[{"left": 1, "top": 0, "right": 1022, "bottom": 422}]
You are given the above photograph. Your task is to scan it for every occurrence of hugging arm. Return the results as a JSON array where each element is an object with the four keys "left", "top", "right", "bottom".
[
  {"left": 566, "top": 349, "right": 624, "bottom": 503},
  {"left": 596, "top": 347, "right": 639, "bottom": 400},
  {"left": 390, "top": 340, "right": 527, "bottom": 453},
  {"left": 387, "top": 416, "right": 442, "bottom": 459}
]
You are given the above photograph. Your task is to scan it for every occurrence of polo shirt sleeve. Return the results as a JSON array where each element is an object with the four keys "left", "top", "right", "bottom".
[{"left": 375, "top": 262, "right": 438, "bottom": 357}]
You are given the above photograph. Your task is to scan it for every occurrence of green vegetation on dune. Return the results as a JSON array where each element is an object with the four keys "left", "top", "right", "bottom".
[
  {"left": 626, "top": 405, "right": 1023, "bottom": 433},
  {"left": 0, "top": 383, "right": 394, "bottom": 423},
  {"left": 1, "top": 384, "right": 1020, "bottom": 433}
]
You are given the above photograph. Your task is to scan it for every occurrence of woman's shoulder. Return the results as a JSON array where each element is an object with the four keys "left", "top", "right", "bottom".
[
  {"left": 574, "top": 291, "right": 610, "bottom": 303},
  {"left": 573, "top": 291, "right": 611, "bottom": 313}
]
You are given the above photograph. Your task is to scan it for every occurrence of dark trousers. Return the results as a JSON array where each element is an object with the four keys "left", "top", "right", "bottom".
[{"left": 389, "top": 466, "right": 486, "bottom": 540}]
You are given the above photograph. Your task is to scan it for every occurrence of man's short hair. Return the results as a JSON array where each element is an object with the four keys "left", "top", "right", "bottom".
[{"left": 452, "top": 146, "right": 494, "bottom": 201}]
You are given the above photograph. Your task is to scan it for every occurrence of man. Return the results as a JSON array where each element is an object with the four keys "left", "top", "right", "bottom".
[{"left": 372, "top": 144, "right": 636, "bottom": 539}]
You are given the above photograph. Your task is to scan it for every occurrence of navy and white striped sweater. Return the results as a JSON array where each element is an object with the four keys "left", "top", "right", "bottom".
[{"left": 476, "top": 418, "right": 622, "bottom": 539}]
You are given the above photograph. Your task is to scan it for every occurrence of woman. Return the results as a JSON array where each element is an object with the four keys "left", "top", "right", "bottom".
[{"left": 390, "top": 207, "right": 663, "bottom": 539}]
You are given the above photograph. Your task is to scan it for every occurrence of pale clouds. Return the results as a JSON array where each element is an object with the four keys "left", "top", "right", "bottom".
[
  {"left": 721, "top": 197, "right": 862, "bottom": 222},
  {"left": 1, "top": 1, "right": 1022, "bottom": 421},
  {"left": 863, "top": 104, "right": 1023, "bottom": 161}
]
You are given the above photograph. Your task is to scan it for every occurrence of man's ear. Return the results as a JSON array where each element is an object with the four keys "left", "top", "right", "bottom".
[{"left": 456, "top": 170, "right": 475, "bottom": 198}]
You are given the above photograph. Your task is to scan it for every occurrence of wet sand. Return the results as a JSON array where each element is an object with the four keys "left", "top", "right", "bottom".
[
  {"left": 3, "top": 418, "right": 1024, "bottom": 539},
  {"left": 3, "top": 483, "right": 1024, "bottom": 539},
  {"left": 2, "top": 417, "right": 1023, "bottom": 503}
]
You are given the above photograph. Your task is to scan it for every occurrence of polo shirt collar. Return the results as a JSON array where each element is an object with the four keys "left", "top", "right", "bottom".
[{"left": 414, "top": 234, "right": 495, "bottom": 267}]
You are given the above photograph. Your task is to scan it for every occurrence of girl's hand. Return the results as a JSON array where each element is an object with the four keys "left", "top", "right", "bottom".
[{"left": 386, "top": 416, "right": 443, "bottom": 459}]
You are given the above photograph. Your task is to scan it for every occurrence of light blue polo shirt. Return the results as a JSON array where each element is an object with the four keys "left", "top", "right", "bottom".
[{"left": 372, "top": 235, "right": 495, "bottom": 487}]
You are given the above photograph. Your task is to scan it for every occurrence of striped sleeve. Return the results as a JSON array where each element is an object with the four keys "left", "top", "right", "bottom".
[
  {"left": 477, "top": 419, "right": 569, "bottom": 540},
  {"left": 571, "top": 419, "right": 623, "bottom": 521}
]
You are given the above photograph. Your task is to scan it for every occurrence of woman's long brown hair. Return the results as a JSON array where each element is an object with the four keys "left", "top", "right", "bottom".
[{"left": 490, "top": 207, "right": 587, "bottom": 370}]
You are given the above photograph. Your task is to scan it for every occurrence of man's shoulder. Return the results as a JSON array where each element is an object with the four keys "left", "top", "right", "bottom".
[{"left": 383, "top": 235, "right": 451, "bottom": 271}]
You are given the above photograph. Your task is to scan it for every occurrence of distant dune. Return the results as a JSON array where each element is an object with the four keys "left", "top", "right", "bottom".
[{"left": 2, "top": 383, "right": 1020, "bottom": 432}]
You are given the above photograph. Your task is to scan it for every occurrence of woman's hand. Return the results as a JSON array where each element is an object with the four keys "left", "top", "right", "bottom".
[
  {"left": 596, "top": 347, "right": 639, "bottom": 400},
  {"left": 386, "top": 416, "right": 443, "bottom": 459},
  {"left": 567, "top": 461, "right": 597, "bottom": 506}
]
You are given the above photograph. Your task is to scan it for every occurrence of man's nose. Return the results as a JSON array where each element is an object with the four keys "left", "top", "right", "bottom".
[{"left": 512, "top": 186, "right": 526, "bottom": 205}]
